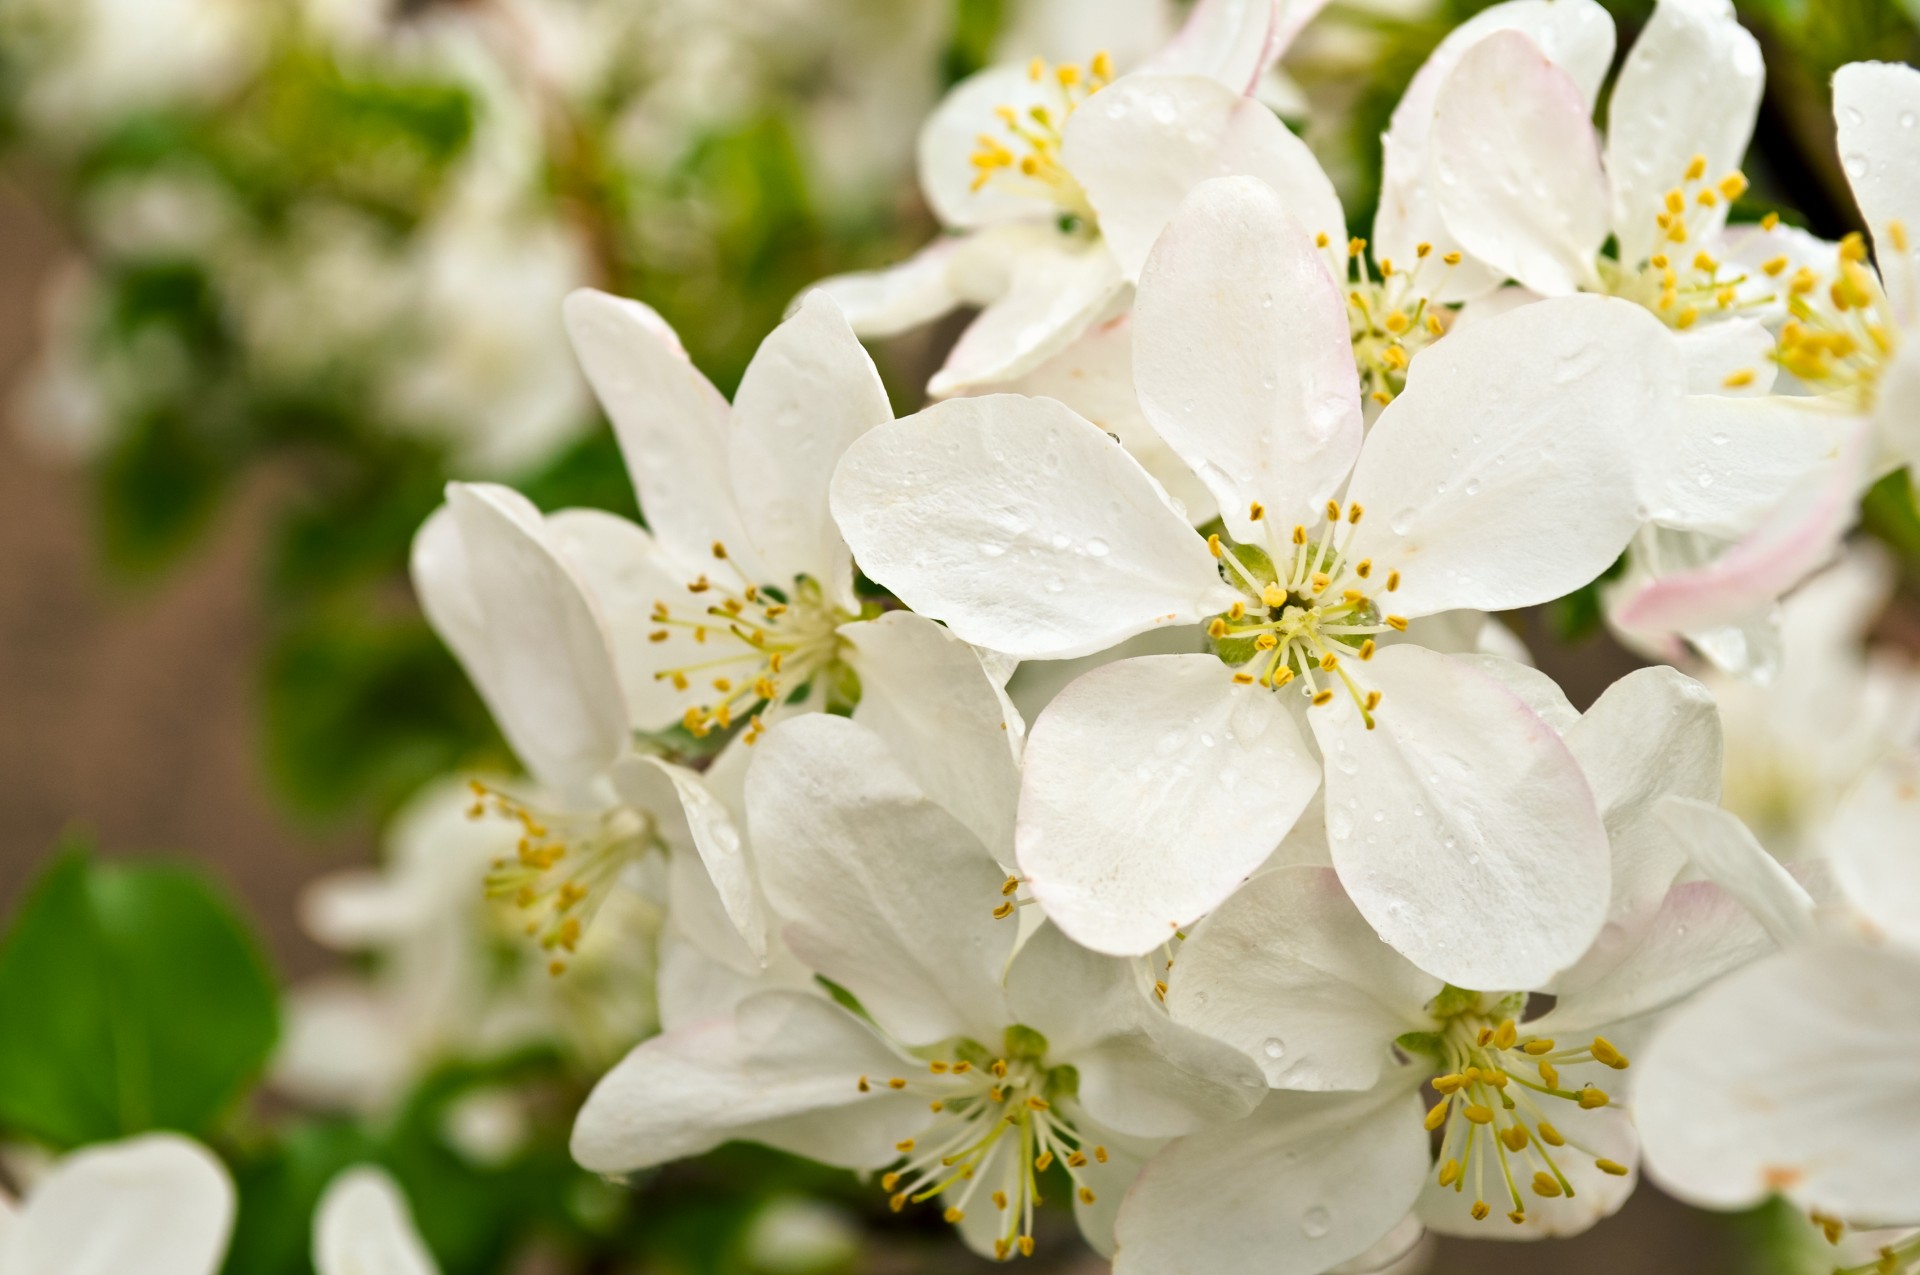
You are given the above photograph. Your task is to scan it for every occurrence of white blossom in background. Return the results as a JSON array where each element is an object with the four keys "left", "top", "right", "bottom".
[
  {"left": 831, "top": 170, "right": 1732, "bottom": 991},
  {"left": 0, "top": 1134, "right": 234, "bottom": 1275},
  {"left": 572, "top": 712, "right": 1264, "bottom": 1263},
  {"left": 1633, "top": 753, "right": 1920, "bottom": 1260},
  {"left": 313, "top": 1167, "right": 441, "bottom": 1275},
  {"left": 1112, "top": 668, "right": 1787, "bottom": 1273},
  {"left": 815, "top": 0, "right": 1343, "bottom": 396},
  {"left": 274, "top": 777, "right": 661, "bottom": 1117}
]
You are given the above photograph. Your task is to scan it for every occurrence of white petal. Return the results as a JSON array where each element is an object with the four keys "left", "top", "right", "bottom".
[
  {"left": 1448, "top": 652, "right": 1577, "bottom": 733},
  {"left": 1655, "top": 797, "right": 1815, "bottom": 944},
  {"left": 440, "top": 484, "right": 627, "bottom": 800},
  {"left": 1673, "top": 318, "right": 1779, "bottom": 397},
  {"left": 1416, "top": 1071, "right": 1637, "bottom": 1239},
  {"left": 1564, "top": 666, "right": 1722, "bottom": 937},
  {"left": 1344, "top": 296, "right": 1672, "bottom": 618},
  {"left": 1834, "top": 61, "right": 1920, "bottom": 282},
  {"left": 561, "top": 290, "right": 760, "bottom": 578},
  {"left": 1636, "top": 939, "right": 1920, "bottom": 1221},
  {"left": 1431, "top": 30, "right": 1611, "bottom": 297},
  {"left": 745, "top": 714, "right": 1013, "bottom": 1047},
  {"left": 1141, "top": 0, "right": 1286, "bottom": 93},
  {"left": 729, "top": 291, "right": 893, "bottom": 607},
  {"left": 11, "top": 1135, "right": 234, "bottom": 1275},
  {"left": 831, "top": 394, "right": 1233, "bottom": 659},
  {"left": 1068, "top": 1119, "right": 1155, "bottom": 1260},
  {"left": 1003, "top": 623, "right": 1208, "bottom": 727},
  {"left": 1538, "top": 878, "right": 1776, "bottom": 1037},
  {"left": 1313, "top": 645, "right": 1610, "bottom": 989},
  {"left": 313, "top": 1167, "right": 438, "bottom": 1275},
  {"left": 542, "top": 508, "right": 706, "bottom": 733},
  {"left": 1005, "top": 923, "right": 1265, "bottom": 1138},
  {"left": 918, "top": 64, "right": 1068, "bottom": 229},
  {"left": 1132, "top": 175, "right": 1363, "bottom": 541},
  {"left": 1645, "top": 394, "right": 1847, "bottom": 539},
  {"left": 1613, "top": 420, "right": 1873, "bottom": 636},
  {"left": 1327, "top": 1215, "right": 1429, "bottom": 1275},
  {"left": 843, "top": 612, "right": 1023, "bottom": 855},
  {"left": 1823, "top": 750, "right": 1920, "bottom": 947},
  {"left": 928, "top": 236, "right": 1127, "bottom": 395},
  {"left": 1606, "top": 0, "right": 1765, "bottom": 267},
  {"left": 808, "top": 237, "right": 962, "bottom": 338},
  {"left": 570, "top": 992, "right": 926, "bottom": 1174},
  {"left": 1113, "top": 1084, "right": 1430, "bottom": 1275},
  {"left": 1064, "top": 76, "right": 1345, "bottom": 281},
  {"left": 1374, "top": 0, "right": 1615, "bottom": 291},
  {"left": 614, "top": 756, "right": 767, "bottom": 965},
  {"left": 1017, "top": 655, "right": 1321, "bottom": 955},
  {"left": 1167, "top": 866, "right": 1440, "bottom": 1090},
  {"left": 985, "top": 311, "right": 1219, "bottom": 525}
]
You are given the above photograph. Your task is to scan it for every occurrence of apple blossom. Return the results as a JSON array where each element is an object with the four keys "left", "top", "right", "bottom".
[
  {"left": 571, "top": 713, "right": 1263, "bottom": 1262},
  {"left": 831, "top": 172, "right": 1699, "bottom": 988},
  {"left": 0, "top": 1135, "right": 234, "bottom": 1275},
  {"left": 1112, "top": 668, "right": 1782, "bottom": 1272},
  {"left": 313, "top": 1167, "right": 440, "bottom": 1275}
]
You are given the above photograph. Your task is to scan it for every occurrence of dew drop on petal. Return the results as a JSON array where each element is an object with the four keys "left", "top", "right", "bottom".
[
  {"left": 1845, "top": 152, "right": 1870, "bottom": 180},
  {"left": 1085, "top": 537, "right": 1110, "bottom": 557},
  {"left": 1263, "top": 1037, "right": 1287, "bottom": 1060},
  {"left": 1301, "top": 1207, "right": 1331, "bottom": 1239}
]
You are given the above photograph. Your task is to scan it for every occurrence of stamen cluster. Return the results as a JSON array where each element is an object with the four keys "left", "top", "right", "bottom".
[{"left": 968, "top": 53, "right": 1114, "bottom": 221}]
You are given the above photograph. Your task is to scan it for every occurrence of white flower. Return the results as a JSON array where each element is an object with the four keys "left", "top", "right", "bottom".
[
  {"left": 1110, "top": 668, "right": 1785, "bottom": 1272},
  {"left": 571, "top": 712, "right": 1263, "bottom": 1263},
  {"left": 831, "top": 173, "right": 1693, "bottom": 987},
  {"left": 414, "top": 288, "right": 1024, "bottom": 977},
  {"left": 0, "top": 1134, "right": 233, "bottom": 1275},
  {"left": 814, "top": 0, "right": 1342, "bottom": 395},
  {"left": 313, "top": 1166, "right": 440, "bottom": 1275},
  {"left": 1633, "top": 752, "right": 1920, "bottom": 1236},
  {"left": 1603, "top": 60, "right": 1920, "bottom": 667}
]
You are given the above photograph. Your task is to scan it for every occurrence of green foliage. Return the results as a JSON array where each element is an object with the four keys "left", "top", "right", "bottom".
[
  {"left": 1861, "top": 469, "right": 1920, "bottom": 578},
  {"left": 0, "top": 846, "right": 278, "bottom": 1148},
  {"left": 262, "top": 608, "right": 502, "bottom": 821}
]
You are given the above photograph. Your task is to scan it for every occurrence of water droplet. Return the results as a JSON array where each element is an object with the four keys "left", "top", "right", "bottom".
[
  {"left": 1050, "top": 532, "right": 1071, "bottom": 550},
  {"left": 1845, "top": 152, "right": 1870, "bottom": 180},
  {"left": 1844, "top": 106, "right": 1865, "bottom": 127},
  {"left": 1045, "top": 577, "right": 1066, "bottom": 595},
  {"left": 1464, "top": 477, "right": 1481, "bottom": 496},
  {"left": 1696, "top": 470, "right": 1715, "bottom": 489},
  {"left": 1710, "top": 431, "right": 1729, "bottom": 446},
  {"left": 1327, "top": 804, "right": 1355, "bottom": 841},
  {"left": 1412, "top": 804, "right": 1425, "bottom": 819},
  {"left": 1390, "top": 507, "right": 1418, "bottom": 536},
  {"left": 1085, "top": 537, "right": 1110, "bottom": 557},
  {"left": 1904, "top": 112, "right": 1918, "bottom": 130},
  {"left": 1263, "top": 1037, "right": 1287, "bottom": 1060},
  {"left": 1301, "top": 1207, "right": 1331, "bottom": 1240},
  {"left": 1199, "top": 731, "right": 1216, "bottom": 748},
  {"left": 979, "top": 542, "right": 1006, "bottom": 558}
]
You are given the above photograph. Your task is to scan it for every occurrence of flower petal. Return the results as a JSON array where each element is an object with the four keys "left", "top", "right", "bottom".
[
  {"left": 1064, "top": 76, "right": 1345, "bottom": 281},
  {"left": 1636, "top": 939, "right": 1920, "bottom": 1221},
  {"left": 1672, "top": 318, "right": 1779, "bottom": 397},
  {"left": 1344, "top": 296, "right": 1671, "bottom": 619},
  {"left": 1113, "top": 1083, "right": 1430, "bottom": 1275},
  {"left": 1564, "top": 666, "right": 1723, "bottom": 938},
  {"left": 1017, "top": 655, "right": 1321, "bottom": 955},
  {"left": 570, "top": 991, "right": 926, "bottom": 1174},
  {"left": 1431, "top": 30, "right": 1611, "bottom": 297},
  {"left": 1132, "top": 175, "right": 1363, "bottom": 542},
  {"left": 10, "top": 1135, "right": 234, "bottom": 1275},
  {"left": 843, "top": 612, "right": 1024, "bottom": 856},
  {"left": 1823, "top": 750, "right": 1920, "bottom": 948},
  {"left": 727, "top": 292, "right": 894, "bottom": 607},
  {"left": 1312, "top": 645, "right": 1610, "bottom": 989},
  {"left": 809, "top": 237, "right": 962, "bottom": 338},
  {"left": 1374, "top": 0, "right": 1615, "bottom": 293},
  {"left": 561, "top": 290, "right": 760, "bottom": 578},
  {"left": 1644, "top": 394, "right": 1847, "bottom": 539},
  {"left": 1005, "top": 923, "right": 1265, "bottom": 1138},
  {"left": 831, "top": 394, "right": 1234, "bottom": 659},
  {"left": 1613, "top": 419, "right": 1873, "bottom": 635},
  {"left": 1167, "top": 866, "right": 1441, "bottom": 1090},
  {"left": 1833, "top": 61, "right": 1920, "bottom": 284},
  {"left": 614, "top": 755, "right": 767, "bottom": 966},
  {"left": 1606, "top": 0, "right": 1765, "bottom": 268},
  {"left": 928, "top": 236, "right": 1127, "bottom": 395},
  {"left": 1655, "top": 797, "right": 1815, "bottom": 944},
  {"left": 435, "top": 484, "right": 627, "bottom": 800},
  {"left": 313, "top": 1167, "right": 438, "bottom": 1275},
  {"left": 745, "top": 714, "right": 1013, "bottom": 1046}
]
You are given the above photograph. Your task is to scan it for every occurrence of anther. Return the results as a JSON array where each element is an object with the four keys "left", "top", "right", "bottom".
[{"left": 1596, "top": 1159, "right": 1630, "bottom": 1177}]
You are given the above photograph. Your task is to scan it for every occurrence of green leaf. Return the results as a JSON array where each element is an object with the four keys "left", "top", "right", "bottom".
[{"left": 0, "top": 845, "right": 279, "bottom": 1147}]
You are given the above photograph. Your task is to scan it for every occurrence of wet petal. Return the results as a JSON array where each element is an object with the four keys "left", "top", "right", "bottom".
[
  {"left": 1822, "top": 750, "right": 1920, "bottom": 947},
  {"left": 9, "top": 1135, "right": 234, "bottom": 1275},
  {"left": 809, "top": 236, "right": 962, "bottom": 338},
  {"left": 831, "top": 394, "right": 1234, "bottom": 659},
  {"left": 1833, "top": 61, "right": 1920, "bottom": 286},
  {"left": 928, "top": 236, "right": 1127, "bottom": 395},
  {"left": 1132, "top": 175, "right": 1363, "bottom": 542},
  {"left": 1017, "top": 655, "right": 1321, "bottom": 955}
]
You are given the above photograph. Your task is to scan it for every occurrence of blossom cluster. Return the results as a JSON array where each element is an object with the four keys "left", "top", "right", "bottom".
[{"left": 171, "top": 0, "right": 1920, "bottom": 1269}]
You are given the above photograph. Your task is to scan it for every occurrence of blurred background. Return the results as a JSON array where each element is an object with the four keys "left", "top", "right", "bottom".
[{"left": 1, "top": 0, "right": 1917, "bottom": 1271}]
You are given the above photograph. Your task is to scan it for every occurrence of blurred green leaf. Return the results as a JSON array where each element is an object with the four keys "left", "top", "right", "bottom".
[
  {"left": 0, "top": 845, "right": 278, "bottom": 1147},
  {"left": 94, "top": 407, "right": 233, "bottom": 578},
  {"left": 262, "top": 609, "right": 502, "bottom": 820},
  {"left": 223, "top": 1120, "right": 381, "bottom": 1275},
  {"left": 1862, "top": 468, "right": 1920, "bottom": 577}
]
